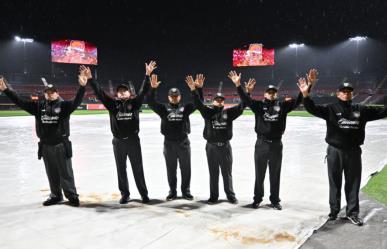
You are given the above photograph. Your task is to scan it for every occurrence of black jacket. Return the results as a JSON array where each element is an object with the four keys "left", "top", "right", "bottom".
[
  {"left": 192, "top": 89, "right": 245, "bottom": 143},
  {"left": 148, "top": 88, "right": 203, "bottom": 141},
  {"left": 89, "top": 77, "right": 150, "bottom": 139},
  {"left": 3, "top": 86, "right": 85, "bottom": 145},
  {"left": 237, "top": 86, "right": 302, "bottom": 139},
  {"left": 304, "top": 96, "right": 387, "bottom": 149}
]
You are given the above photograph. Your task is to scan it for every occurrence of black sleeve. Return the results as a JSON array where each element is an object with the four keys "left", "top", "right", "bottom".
[
  {"left": 148, "top": 88, "right": 167, "bottom": 117},
  {"left": 227, "top": 101, "right": 245, "bottom": 121},
  {"left": 303, "top": 96, "right": 329, "bottom": 120},
  {"left": 192, "top": 89, "right": 212, "bottom": 119},
  {"left": 184, "top": 87, "right": 204, "bottom": 115},
  {"left": 362, "top": 105, "right": 387, "bottom": 122},
  {"left": 283, "top": 92, "right": 303, "bottom": 113},
  {"left": 3, "top": 88, "right": 38, "bottom": 115},
  {"left": 236, "top": 86, "right": 261, "bottom": 113},
  {"left": 133, "top": 76, "right": 150, "bottom": 109},
  {"left": 61, "top": 86, "right": 86, "bottom": 116},
  {"left": 89, "top": 79, "right": 115, "bottom": 110}
]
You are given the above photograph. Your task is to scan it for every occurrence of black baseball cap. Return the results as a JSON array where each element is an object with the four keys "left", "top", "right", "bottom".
[
  {"left": 168, "top": 88, "right": 181, "bottom": 96},
  {"left": 265, "top": 85, "right": 278, "bottom": 92},
  {"left": 337, "top": 82, "right": 354, "bottom": 92},
  {"left": 43, "top": 84, "right": 58, "bottom": 93},
  {"left": 213, "top": 92, "right": 225, "bottom": 100},
  {"left": 116, "top": 84, "right": 130, "bottom": 92}
]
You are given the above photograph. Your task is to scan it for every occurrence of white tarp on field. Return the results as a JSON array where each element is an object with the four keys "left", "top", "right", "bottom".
[{"left": 1, "top": 114, "right": 386, "bottom": 249}]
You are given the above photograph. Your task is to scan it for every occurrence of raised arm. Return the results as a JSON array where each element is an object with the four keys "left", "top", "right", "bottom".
[
  {"left": 148, "top": 74, "right": 167, "bottom": 116},
  {"left": 228, "top": 70, "right": 261, "bottom": 112},
  {"left": 185, "top": 74, "right": 205, "bottom": 115},
  {"left": 284, "top": 68, "right": 319, "bottom": 113},
  {"left": 186, "top": 75, "right": 212, "bottom": 119},
  {"left": 82, "top": 65, "right": 115, "bottom": 110},
  {"left": 297, "top": 75, "right": 329, "bottom": 120},
  {"left": 133, "top": 60, "right": 157, "bottom": 108},
  {"left": 61, "top": 72, "right": 87, "bottom": 116},
  {"left": 0, "top": 76, "right": 38, "bottom": 115},
  {"left": 362, "top": 105, "right": 387, "bottom": 122}
]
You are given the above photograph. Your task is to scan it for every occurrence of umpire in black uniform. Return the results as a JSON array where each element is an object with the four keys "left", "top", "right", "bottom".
[
  {"left": 298, "top": 79, "right": 387, "bottom": 226},
  {"left": 0, "top": 71, "right": 86, "bottom": 207},
  {"left": 148, "top": 74, "right": 204, "bottom": 201},
  {"left": 186, "top": 75, "right": 245, "bottom": 204},
  {"left": 82, "top": 62, "right": 156, "bottom": 204},
  {"left": 228, "top": 70, "right": 316, "bottom": 210}
]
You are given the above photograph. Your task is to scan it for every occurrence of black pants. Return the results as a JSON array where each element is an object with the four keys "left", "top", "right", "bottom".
[
  {"left": 112, "top": 136, "right": 148, "bottom": 198},
  {"left": 326, "top": 145, "right": 362, "bottom": 216},
  {"left": 254, "top": 138, "right": 283, "bottom": 204},
  {"left": 205, "top": 142, "right": 235, "bottom": 199},
  {"left": 163, "top": 137, "right": 191, "bottom": 195},
  {"left": 42, "top": 143, "right": 78, "bottom": 200}
]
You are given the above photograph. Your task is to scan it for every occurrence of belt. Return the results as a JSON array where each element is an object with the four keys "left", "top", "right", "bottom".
[
  {"left": 209, "top": 141, "right": 228, "bottom": 147},
  {"left": 257, "top": 136, "right": 281, "bottom": 143}
]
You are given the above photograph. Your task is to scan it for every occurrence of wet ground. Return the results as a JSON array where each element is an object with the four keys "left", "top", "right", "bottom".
[{"left": 1, "top": 114, "right": 386, "bottom": 249}]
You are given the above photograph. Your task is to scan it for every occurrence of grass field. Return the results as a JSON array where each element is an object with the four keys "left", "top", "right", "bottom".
[
  {"left": 0, "top": 109, "right": 313, "bottom": 117},
  {"left": 362, "top": 165, "right": 387, "bottom": 206}
]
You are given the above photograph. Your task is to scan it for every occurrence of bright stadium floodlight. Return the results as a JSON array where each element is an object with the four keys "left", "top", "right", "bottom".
[
  {"left": 14, "top": 36, "right": 34, "bottom": 43},
  {"left": 288, "top": 43, "right": 305, "bottom": 48},
  {"left": 349, "top": 36, "right": 367, "bottom": 42}
]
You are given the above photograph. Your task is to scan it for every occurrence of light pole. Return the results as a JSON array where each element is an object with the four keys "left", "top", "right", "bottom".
[
  {"left": 289, "top": 43, "right": 305, "bottom": 77},
  {"left": 349, "top": 36, "right": 367, "bottom": 75},
  {"left": 14, "top": 36, "right": 34, "bottom": 75}
]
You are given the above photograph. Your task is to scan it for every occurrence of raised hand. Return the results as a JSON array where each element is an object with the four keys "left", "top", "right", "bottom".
[
  {"left": 185, "top": 75, "right": 196, "bottom": 91},
  {"left": 245, "top": 78, "right": 256, "bottom": 93},
  {"left": 78, "top": 75, "right": 88, "bottom": 86},
  {"left": 0, "top": 76, "right": 8, "bottom": 91},
  {"left": 194, "top": 74, "right": 205, "bottom": 88},
  {"left": 150, "top": 74, "right": 161, "bottom": 88},
  {"left": 227, "top": 70, "right": 241, "bottom": 87},
  {"left": 306, "top": 68, "right": 318, "bottom": 86},
  {"left": 297, "top": 77, "right": 309, "bottom": 97},
  {"left": 79, "top": 65, "right": 92, "bottom": 79},
  {"left": 145, "top": 60, "right": 157, "bottom": 76}
]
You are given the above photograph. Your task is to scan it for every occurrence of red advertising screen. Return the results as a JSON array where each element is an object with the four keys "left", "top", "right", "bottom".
[
  {"left": 233, "top": 43, "right": 274, "bottom": 67},
  {"left": 51, "top": 40, "right": 98, "bottom": 65}
]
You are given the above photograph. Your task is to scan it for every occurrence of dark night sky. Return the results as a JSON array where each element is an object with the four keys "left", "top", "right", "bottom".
[{"left": 1, "top": 0, "right": 387, "bottom": 85}]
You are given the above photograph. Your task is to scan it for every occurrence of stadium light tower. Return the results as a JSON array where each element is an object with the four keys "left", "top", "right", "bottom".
[
  {"left": 288, "top": 43, "right": 305, "bottom": 76},
  {"left": 349, "top": 36, "right": 367, "bottom": 75},
  {"left": 14, "top": 36, "right": 34, "bottom": 74}
]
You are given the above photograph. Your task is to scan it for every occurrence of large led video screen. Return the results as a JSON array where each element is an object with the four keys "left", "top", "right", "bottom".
[
  {"left": 233, "top": 43, "right": 274, "bottom": 67},
  {"left": 51, "top": 40, "right": 98, "bottom": 65}
]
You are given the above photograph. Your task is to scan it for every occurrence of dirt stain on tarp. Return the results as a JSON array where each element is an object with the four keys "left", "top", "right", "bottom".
[
  {"left": 210, "top": 227, "right": 296, "bottom": 245},
  {"left": 175, "top": 209, "right": 192, "bottom": 217},
  {"left": 39, "top": 189, "right": 49, "bottom": 192}
]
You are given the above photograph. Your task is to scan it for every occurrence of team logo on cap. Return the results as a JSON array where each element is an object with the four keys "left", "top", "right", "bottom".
[{"left": 343, "top": 83, "right": 350, "bottom": 87}]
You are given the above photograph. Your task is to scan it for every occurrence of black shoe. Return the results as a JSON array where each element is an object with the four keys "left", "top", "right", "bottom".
[
  {"left": 182, "top": 193, "right": 194, "bottom": 201},
  {"left": 328, "top": 213, "right": 337, "bottom": 221},
  {"left": 347, "top": 215, "right": 364, "bottom": 226},
  {"left": 42, "top": 196, "right": 63, "bottom": 206},
  {"left": 228, "top": 197, "right": 238, "bottom": 204},
  {"left": 166, "top": 193, "right": 177, "bottom": 201},
  {"left": 252, "top": 201, "right": 261, "bottom": 209},
  {"left": 119, "top": 195, "right": 130, "bottom": 204},
  {"left": 142, "top": 196, "right": 150, "bottom": 203},
  {"left": 68, "top": 197, "right": 80, "bottom": 207},
  {"left": 270, "top": 203, "right": 282, "bottom": 210},
  {"left": 207, "top": 197, "right": 218, "bottom": 205}
]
